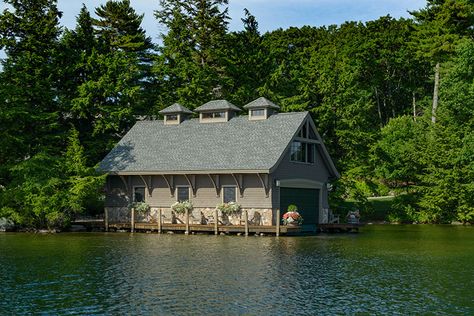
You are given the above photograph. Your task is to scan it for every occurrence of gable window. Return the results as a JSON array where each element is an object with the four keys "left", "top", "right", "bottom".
[
  {"left": 177, "top": 186, "right": 190, "bottom": 202},
  {"left": 223, "top": 186, "right": 236, "bottom": 203},
  {"left": 290, "top": 141, "right": 315, "bottom": 163},
  {"left": 202, "top": 112, "right": 226, "bottom": 119},
  {"left": 134, "top": 186, "right": 145, "bottom": 202},
  {"left": 250, "top": 109, "right": 265, "bottom": 117}
]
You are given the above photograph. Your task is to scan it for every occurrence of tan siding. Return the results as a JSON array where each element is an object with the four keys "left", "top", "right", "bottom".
[{"left": 105, "top": 174, "right": 273, "bottom": 209}]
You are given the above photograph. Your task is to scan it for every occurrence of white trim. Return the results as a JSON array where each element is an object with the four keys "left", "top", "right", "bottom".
[
  {"left": 175, "top": 185, "right": 190, "bottom": 202},
  {"left": 221, "top": 185, "right": 238, "bottom": 203},
  {"left": 132, "top": 185, "right": 146, "bottom": 203}
]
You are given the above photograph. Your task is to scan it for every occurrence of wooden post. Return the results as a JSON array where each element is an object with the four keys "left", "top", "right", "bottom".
[
  {"left": 131, "top": 207, "right": 135, "bottom": 233},
  {"left": 276, "top": 209, "right": 280, "bottom": 237},
  {"left": 214, "top": 208, "right": 218, "bottom": 235},
  {"left": 185, "top": 208, "right": 190, "bottom": 234},
  {"left": 104, "top": 208, "right": 109, "bottom": 232},
  {"left": 158, "top": 209, "right": 162, "bottom": 234},
  {"left": 244, "top": 210, "right": 249, "bottom": 237}
]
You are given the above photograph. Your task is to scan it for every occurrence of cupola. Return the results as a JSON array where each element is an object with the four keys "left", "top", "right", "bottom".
[
  {"left": 159, "top": 103, "right": 194, "bottom": 125},
  {"left": 194, "top": 100, "right": 241, "bottom": 123},
  {"left": 243, "top": 97, "right": 280, "bottom": 120}
]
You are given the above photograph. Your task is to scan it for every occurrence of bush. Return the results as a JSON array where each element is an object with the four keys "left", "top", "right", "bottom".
[{"left": 287, "top": 204, "right": 298, "bottom": 212}]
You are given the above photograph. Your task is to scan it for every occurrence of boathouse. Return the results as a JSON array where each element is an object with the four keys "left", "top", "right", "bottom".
[{"left": 98, "top": 97, "right": 340, "bottom": 232}]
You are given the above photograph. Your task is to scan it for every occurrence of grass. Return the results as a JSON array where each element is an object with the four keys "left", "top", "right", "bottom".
[{"left": 337, "top": 196, "right": 395, "bottom": 222}]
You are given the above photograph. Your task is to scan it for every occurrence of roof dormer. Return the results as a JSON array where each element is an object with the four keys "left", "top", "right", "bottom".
[
  {"left": 244, "top": 97, "right": 280, "bottom": 120},
  {"left": 194, "top": 100, "right": 241, "bottom": 123},
  {"left": 159, "top": 103, "right": 194, "bottom": 125}
]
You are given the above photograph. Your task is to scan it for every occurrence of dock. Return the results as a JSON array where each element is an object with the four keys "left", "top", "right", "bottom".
[{"left": 73, "top": 219, "right": 302, "bottom": 236}]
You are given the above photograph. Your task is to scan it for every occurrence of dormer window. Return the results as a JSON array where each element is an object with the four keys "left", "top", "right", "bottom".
[
  {"left": 244, "top": 97, "right": 280, "bottom": 120},
  {"left": 195, "top": 100, "right": 241, "bottom": 123},
  {"left": 202, "top": 111, "right": 226, "bottom": 119},
  {"left": 250, "top": 109, "right": 265, "bottom": 117},
  {"left": 166, "top": 114, "right": 178, "bottom": 121},
  {"left": 159, "top": 103, "right": 194, "bottom": 125}
]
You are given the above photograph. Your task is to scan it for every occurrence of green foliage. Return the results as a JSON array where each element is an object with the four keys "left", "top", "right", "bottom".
[
  {"left": 131, "top": 202, "right": 151, "bottom": 214},
  {"left": 1, "top": 0, "right": 473, "bottom": 226},
  {"left": 287, "top": 204, "right": 298, "bottom": 212}
]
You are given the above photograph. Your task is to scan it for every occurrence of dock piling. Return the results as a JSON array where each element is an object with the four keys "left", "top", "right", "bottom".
[
  {"left": 185, "top": 208, "right": 190, "bottom": 234},
  {"left": 104, "top": 208, "right": 109, "bottom": 232},
  {"left": 131, "top": 208, "right": 135, "bottom": 233},
  {"left": 214, "top": 209, "right": 218, "bottom": 235},
  {"left": 276, "top": 209, "right": 280, "bottom": 237},
  {"left": 244, "top": 210, "right": 249, "bottom": 236},
  {"left": 158, "top": 209, "right": 162, "bottom": 234}
]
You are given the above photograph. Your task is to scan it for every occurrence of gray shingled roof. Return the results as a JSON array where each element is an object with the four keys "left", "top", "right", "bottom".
[
  {"left": 194, "top": 100, "right": 241, "bottom": 112},
  {"left": 243, "top": 97, "right": 280, "bottom": 110},
  {"left": 98, "top": 112, "right": 308, "bottom": 173},
  {"left": 159, "top": 103, "right": 194, "bottom": 115}
]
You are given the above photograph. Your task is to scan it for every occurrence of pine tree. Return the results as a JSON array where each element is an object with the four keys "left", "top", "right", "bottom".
[
  {"left": 0, "top": 0, "right": 63, "bottom": 164},
  {"left": 410, "top": 0, "right": 474, "bottom": 123},
  {"left": 154, "top": 0, "right": 230, "bottom": 109}
]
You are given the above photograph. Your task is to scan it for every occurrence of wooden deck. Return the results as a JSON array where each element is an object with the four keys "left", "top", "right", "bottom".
[
  {"left": 319, "top": 223, "right": 365, "bottom": 233},
  {"left": 74, "top": 219, "right": 302, "bottom": 236}
]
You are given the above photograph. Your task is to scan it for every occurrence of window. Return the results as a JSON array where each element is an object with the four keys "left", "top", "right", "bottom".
[
  {"left": 166, "top": 114, "right": 178, "bottom": 121},
  {"left": 134, "top": 186, "right": 145, "bottom": 202},
  {"left": 290, "top": 141, "right": 315, "bottom": 163},
  {"left": 250, "top": 109, "right": 265, "bottom": 117},
  {"left": 202, "top": 112, "right": 226, "bottom": 119},
  {"left": 177, "top": 186, "right": 190, "bottom": 202},
  {"left": 223, "top": 186, "right": 236, "bottom": 203}
]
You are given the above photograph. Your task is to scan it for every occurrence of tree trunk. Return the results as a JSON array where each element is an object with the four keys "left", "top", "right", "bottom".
[
  {"left": 432, "top": 62, "right": 440, "bottom": 123},
  {"left": 374, "top": 87, "right": 383, "bottom": 128},
  {"left": 412, "top": 92, "right": 417, "bottom": 122}
]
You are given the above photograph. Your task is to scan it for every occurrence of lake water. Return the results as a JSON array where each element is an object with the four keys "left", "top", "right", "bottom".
[{"left": 0, "top": 225, "right": 472, "bottom": 315}]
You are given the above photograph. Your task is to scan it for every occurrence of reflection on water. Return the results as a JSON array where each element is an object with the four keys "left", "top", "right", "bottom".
[{"left": 0, "top": 225, "right": 473, "bottom": 315}]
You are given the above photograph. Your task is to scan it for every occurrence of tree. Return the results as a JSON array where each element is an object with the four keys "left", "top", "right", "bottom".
[
  {"left": 0, "top": 0, "right": 63, "bottom": 165},
  {"left": 410, "top": 0, "right": 474, "bottom": 123},
  {"left": 154, "top": 0, "right": 230, "bottom": 109}
]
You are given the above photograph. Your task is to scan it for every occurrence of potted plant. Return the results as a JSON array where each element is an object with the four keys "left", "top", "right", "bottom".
[
  {"left": 171, "top": 200, "right": 193, "bottom": 215},
  {"left": 216, "top": 202, "right": 242, "bottom": 216},
  {"left": 282, "top": 204, "right": 304, "bottom": 226}
]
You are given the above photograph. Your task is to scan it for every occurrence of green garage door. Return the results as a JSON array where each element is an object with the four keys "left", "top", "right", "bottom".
[{"left": 280, "top": 187, "right": 320, "bottom": 225}]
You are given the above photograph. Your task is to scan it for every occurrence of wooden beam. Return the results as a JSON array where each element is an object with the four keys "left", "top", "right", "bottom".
[
  {"left": 214, "top": 208, "right": 218, "bottom": 235},
  {"left": 104, "top": 208, "right": 109, "bottom": 232},
  {"left": 161, "top": 175, "right": 174, "bottom": 196},
  {"left": 131, "top": 207, "right": 135, "bottom": 233},
  {"left": 138, "top": 175, "right": 153, "bottom": 197},
  {"left": 208, "top": 174, "right": 220, "bottom": 197},
  {"left": 231, "top": 173, "right": 244, "bottom": 197},
  {"left": 119, "top": 175, "right": 129, "bottom": 192},
  {"left": 184, "top": 174, "right": 196, "bottom": 197},
  {"left": 257, "top": 173, "right": 270, "bottom": 198}
]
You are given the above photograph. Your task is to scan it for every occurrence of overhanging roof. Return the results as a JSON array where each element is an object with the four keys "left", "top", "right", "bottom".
[{"left": 99, "top": 112, "right": 308, "bottom": 173}]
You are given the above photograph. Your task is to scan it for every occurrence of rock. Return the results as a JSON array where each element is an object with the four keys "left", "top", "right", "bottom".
[
  {"left": 0, "top": 218, "right": 15, "bottom": 232},
  {"left": 220, "top": 232, "right": 226, "bottom": 236},
  {"left": 236, "top": 233, "right": 242, "bottom": 236},
  {"left": 69, "top": 224, "right": 87, "bottom": 232},
  {"left": 260, "top": 233, "right": 265, "bottom": 236},
  {"left": 167, "top": 231, "right": 174, "bottom": 234},
  {"left": 117, "top": 229, "right": 128, "bottom": 233}
]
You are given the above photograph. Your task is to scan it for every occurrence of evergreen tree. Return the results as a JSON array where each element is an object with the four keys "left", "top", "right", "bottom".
[
  {"left": 410, "top": 0, "right": 474, "bottom": 123},
  {"left": 0, "top": 0, "right": 63, "bottom": 165},
  {"left": 154, "top": 0, "right": 230, "bottom": 109}
]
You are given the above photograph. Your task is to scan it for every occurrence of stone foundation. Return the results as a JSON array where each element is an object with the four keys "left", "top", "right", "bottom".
[{"left": 105, "top": 207, "right": 274, "bottom": 226}]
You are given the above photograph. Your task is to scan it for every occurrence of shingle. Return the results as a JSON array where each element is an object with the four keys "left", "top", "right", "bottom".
[
  {"left": 194, "top": 100, "right": 241, "bottom": 112},
  {"left": 98, "top": 112, "right": 308, "bottom": 172},
  {"left": 158, "top": 103, "right": 194, "bottom": 115},
  {"left": 243, "top": 97, "right": 280, "bottom": 110}
]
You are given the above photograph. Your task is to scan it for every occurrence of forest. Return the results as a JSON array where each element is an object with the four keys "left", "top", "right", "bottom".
[{"left": 0, "top": 0, "right": 472, "bottom": 229}]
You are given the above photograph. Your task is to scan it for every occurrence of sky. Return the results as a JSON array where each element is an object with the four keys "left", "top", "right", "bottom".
[{"left": 0, "top": 0, "right": 427, "bottom": 56}]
